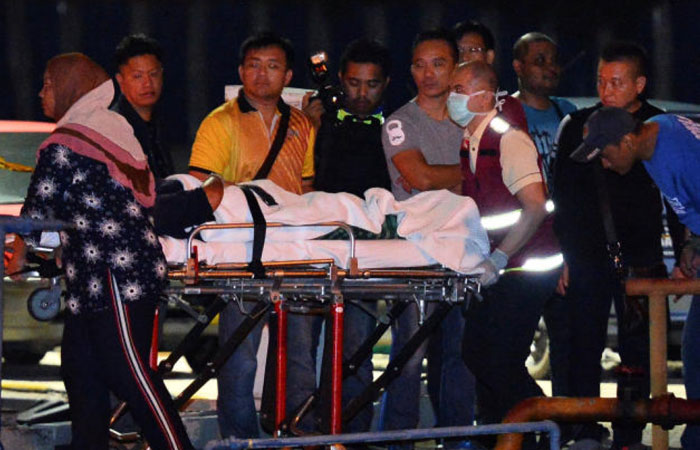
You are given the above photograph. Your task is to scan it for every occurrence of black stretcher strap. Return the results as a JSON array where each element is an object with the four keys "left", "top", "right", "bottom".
[
  {"left": 240, "top": 186, "right": 267, "bottom": 278},
  {"left": 244, "top": 184, "right": 278, "bottom": 206}
]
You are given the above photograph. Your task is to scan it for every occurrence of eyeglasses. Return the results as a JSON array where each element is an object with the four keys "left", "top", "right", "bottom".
[{"left": 459, "top": 46, "right": 486, "bottom": 54}]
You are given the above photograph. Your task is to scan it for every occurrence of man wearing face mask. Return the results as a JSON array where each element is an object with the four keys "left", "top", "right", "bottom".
[{"left": 448, "top": 60, "right": 561, "bottom": 447}]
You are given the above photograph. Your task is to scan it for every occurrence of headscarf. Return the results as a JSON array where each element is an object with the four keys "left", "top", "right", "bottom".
[
  {"left": 39, "top": 53, "right": 155, "bottom": 207},
  {"left": 45, "top": 53, "right": 110, "bottom": 121}
]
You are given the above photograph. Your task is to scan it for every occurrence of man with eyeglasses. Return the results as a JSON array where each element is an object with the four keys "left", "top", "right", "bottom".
[
  {"left": 380, "top": 28, "right": 475, "bottom": 450},
  {"left": 188, "top": 32, "right": 315, "bottom": 439},
  {"left": 451, "top": 20, "right": 527, "bottom": 130},
  {"left": 452, "top": 20, "right": 495, "bottom": 65},
  {"left": 112, "top": 34, "right": 173, "bottom": 179}
]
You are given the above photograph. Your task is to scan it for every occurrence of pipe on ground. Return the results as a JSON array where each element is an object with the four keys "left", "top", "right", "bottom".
[{"left": 495, "top": 395, "right": 700, "bottom": 450}]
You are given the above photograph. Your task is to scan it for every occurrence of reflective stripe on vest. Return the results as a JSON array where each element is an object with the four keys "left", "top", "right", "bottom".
[
  {"left": 481, "top": 200, "right": 555, "bottom": 231},
  {"left": 481, "top": 199, "right": 562, "bottom": 272},
  {"left": 518, "top": 253, "right": 564, "bottom": 272}
]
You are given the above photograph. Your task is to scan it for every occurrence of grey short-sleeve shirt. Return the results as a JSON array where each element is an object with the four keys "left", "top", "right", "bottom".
[{"left": 382, "top": 100, "right": 462, "bottom": 200}]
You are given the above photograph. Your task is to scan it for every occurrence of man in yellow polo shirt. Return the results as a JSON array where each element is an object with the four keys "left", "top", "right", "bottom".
[
  {"left": 189, "top": 33, "right": 314, "bottom": 193},
  {"left": 187, "top": 32, "right": 314, "bottom": 439}
]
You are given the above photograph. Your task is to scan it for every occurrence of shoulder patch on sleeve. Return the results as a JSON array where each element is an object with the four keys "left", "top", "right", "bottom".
[{"left": 386, "top": 119, "right": 405, "bottom": 146}]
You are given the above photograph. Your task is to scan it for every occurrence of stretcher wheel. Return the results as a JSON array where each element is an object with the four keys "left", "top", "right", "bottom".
[{"left": 27, "top": 285, "right": 62, "bottom": 321}]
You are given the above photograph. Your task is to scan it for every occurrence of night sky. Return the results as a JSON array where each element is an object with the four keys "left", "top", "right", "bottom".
[{"left": 2, "top": 0, "right": 698, "bottom": 166}]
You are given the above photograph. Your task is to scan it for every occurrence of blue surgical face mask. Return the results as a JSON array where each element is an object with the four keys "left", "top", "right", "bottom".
[{"left": 446, "top": 90, "right": 489, "bottom": 127}]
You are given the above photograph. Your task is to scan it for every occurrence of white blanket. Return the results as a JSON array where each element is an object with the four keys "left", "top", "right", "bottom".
[{"left": 162, "top": 175, "right": 490, "bottom": 274}]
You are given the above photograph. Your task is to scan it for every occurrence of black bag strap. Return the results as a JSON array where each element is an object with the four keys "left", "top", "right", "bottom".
[
  {"left": 240, "top": 186, "right": 267, "bottom": 278},
  {"left": 593, "top": 162, "right": 625, "bottom": 280},
  {"left": 253, "top": 102, "right": 291, "bottom": 180}
]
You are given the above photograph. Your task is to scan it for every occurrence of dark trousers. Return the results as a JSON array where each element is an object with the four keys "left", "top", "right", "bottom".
[
  {"left": 542, "top": 292, "right": 573, "bottom": 397},
  {"left": 462, "top": 270, "right": 559, "bottom": 428},
  {"left": 61, "top": 285, "right": 193, "bottom": 449},
  {"left": 562, "top": 259, "right": 663, "bottom": 446}
]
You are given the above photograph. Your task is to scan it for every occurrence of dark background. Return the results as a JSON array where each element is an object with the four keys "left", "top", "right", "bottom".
[{"left": 2, "top": 0, "right": 698, "bottom": 169}]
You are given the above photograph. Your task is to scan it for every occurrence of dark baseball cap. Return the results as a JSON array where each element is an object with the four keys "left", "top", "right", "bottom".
[{"left": 570, "top": 107, "right": 638, "bottom": 163}]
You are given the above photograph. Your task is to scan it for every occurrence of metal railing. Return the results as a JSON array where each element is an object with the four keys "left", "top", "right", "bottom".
[
  {"left": 626, "top": 278, "right": 700, "bottom": 449},
  {"left": 204, "top": 421, "right": 561, "bottom": 450}
]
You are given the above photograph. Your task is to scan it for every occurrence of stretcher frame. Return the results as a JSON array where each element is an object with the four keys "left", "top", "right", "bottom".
[{"left": 112, "top": 221, "right": 482, "bottom": 442}]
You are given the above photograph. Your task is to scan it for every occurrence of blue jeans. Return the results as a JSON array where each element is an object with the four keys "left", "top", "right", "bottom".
[
  {"left": 217, "top": 299, "right": 267, "bottom": 439},
  {"left": 285, "top": 300, "right": 377, "bottom": 433},
  {"left": 286, "top": 312, "right": 324, "bottom": 433},
  {"left": 342, "top": 300, "right": 377, "bottom": 433},
  {"left": 427, "top": 306, "right": 476, "bottom": 428},
  {"left": 427, "top": 306, "right": 476, "bottom": 449},
  {"left": 379, "top": 301, "right": 431, "bottom": 436},
  {"left": 682, "top": 284, "right": 700, "bottom": 449},
  {"left": 379, "top": 301, "right": 474, "bottom": 450}
]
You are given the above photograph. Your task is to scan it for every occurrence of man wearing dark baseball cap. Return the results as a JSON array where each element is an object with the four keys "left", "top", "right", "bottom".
[
  {"left": 574, "top": 105, "right": 700, "bottom": 449},
  {"left": 573, "top": 105, "right": 700, "bottom": 275},
  {"left": 570, "top": 107, "right": 639, "bottom": 165},
  {"left": 550, "top": 41, "right": 685, "bottom": 449}
]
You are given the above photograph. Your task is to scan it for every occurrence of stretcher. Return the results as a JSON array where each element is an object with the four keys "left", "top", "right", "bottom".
[
  {"left": 150, "top": 182, "right": 486, "bottom": 436},
  {"left": 152, "top": 219, "right": 482, "bottom": 437}
]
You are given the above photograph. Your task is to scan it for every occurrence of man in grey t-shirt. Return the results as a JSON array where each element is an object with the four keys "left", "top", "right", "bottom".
[
  {"left": 383, "top": 101, "right": 462, "bottom": 200},
  {"left": 379, "top": 29, "right": 473, "bottom": 450}
]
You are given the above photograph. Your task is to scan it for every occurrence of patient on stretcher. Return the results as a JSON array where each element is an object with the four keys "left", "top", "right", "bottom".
[{"left": 157, "top": 175, "right": 489, "bottom": 274}]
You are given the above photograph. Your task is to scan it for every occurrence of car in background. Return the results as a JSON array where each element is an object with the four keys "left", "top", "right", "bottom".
[
  {"left": 1, "top": 120, "right": 217, "bottom": 368},
  {"left": 1, "top": 120, "right": 61, "bottom": 363},
  {"left": 526, "top": 98, "right": 700, "bottom": 379}
]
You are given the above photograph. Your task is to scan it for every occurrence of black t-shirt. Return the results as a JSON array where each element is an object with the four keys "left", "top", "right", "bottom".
[
  {"left": 552, "top": 101, "right": 667, "bottom": 267},
  {"left": 313, "top": 111, "right": 391, "bottom": 197},
  {"left": 111, "top": 95, "right": 174, "bottom": 180}
]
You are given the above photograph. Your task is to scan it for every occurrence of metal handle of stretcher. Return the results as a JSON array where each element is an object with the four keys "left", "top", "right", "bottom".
[{"left": 185, "top": 221, "right": 359, "bottom": 276}]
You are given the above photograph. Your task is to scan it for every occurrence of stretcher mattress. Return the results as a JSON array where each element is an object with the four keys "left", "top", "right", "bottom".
[
  {"left": 161, "top": 176, "right": 490, "bottom": 274},
  {"left": 160, "top": 237, "right": 439, "bottom": 270}
]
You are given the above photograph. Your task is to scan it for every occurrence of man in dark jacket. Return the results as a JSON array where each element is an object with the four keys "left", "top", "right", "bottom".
[
  {"left": 552, "top": 41, "right": 682, "bottom": 449},
  {"left": 299, "top": 39, "right": 391, "bottom": 435},
  {"left": 112, "top": 34, "right": 174, "bottom": 179}
]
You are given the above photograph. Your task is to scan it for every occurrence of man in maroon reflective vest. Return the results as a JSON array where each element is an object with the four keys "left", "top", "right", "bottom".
[{"left": 447, "top": 60, "right": 562, "bottom": 448}]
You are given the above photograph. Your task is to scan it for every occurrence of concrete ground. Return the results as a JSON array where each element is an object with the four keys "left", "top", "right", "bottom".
[{"left": 0, "top": 347, "right": 689, "bottom": 449}]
